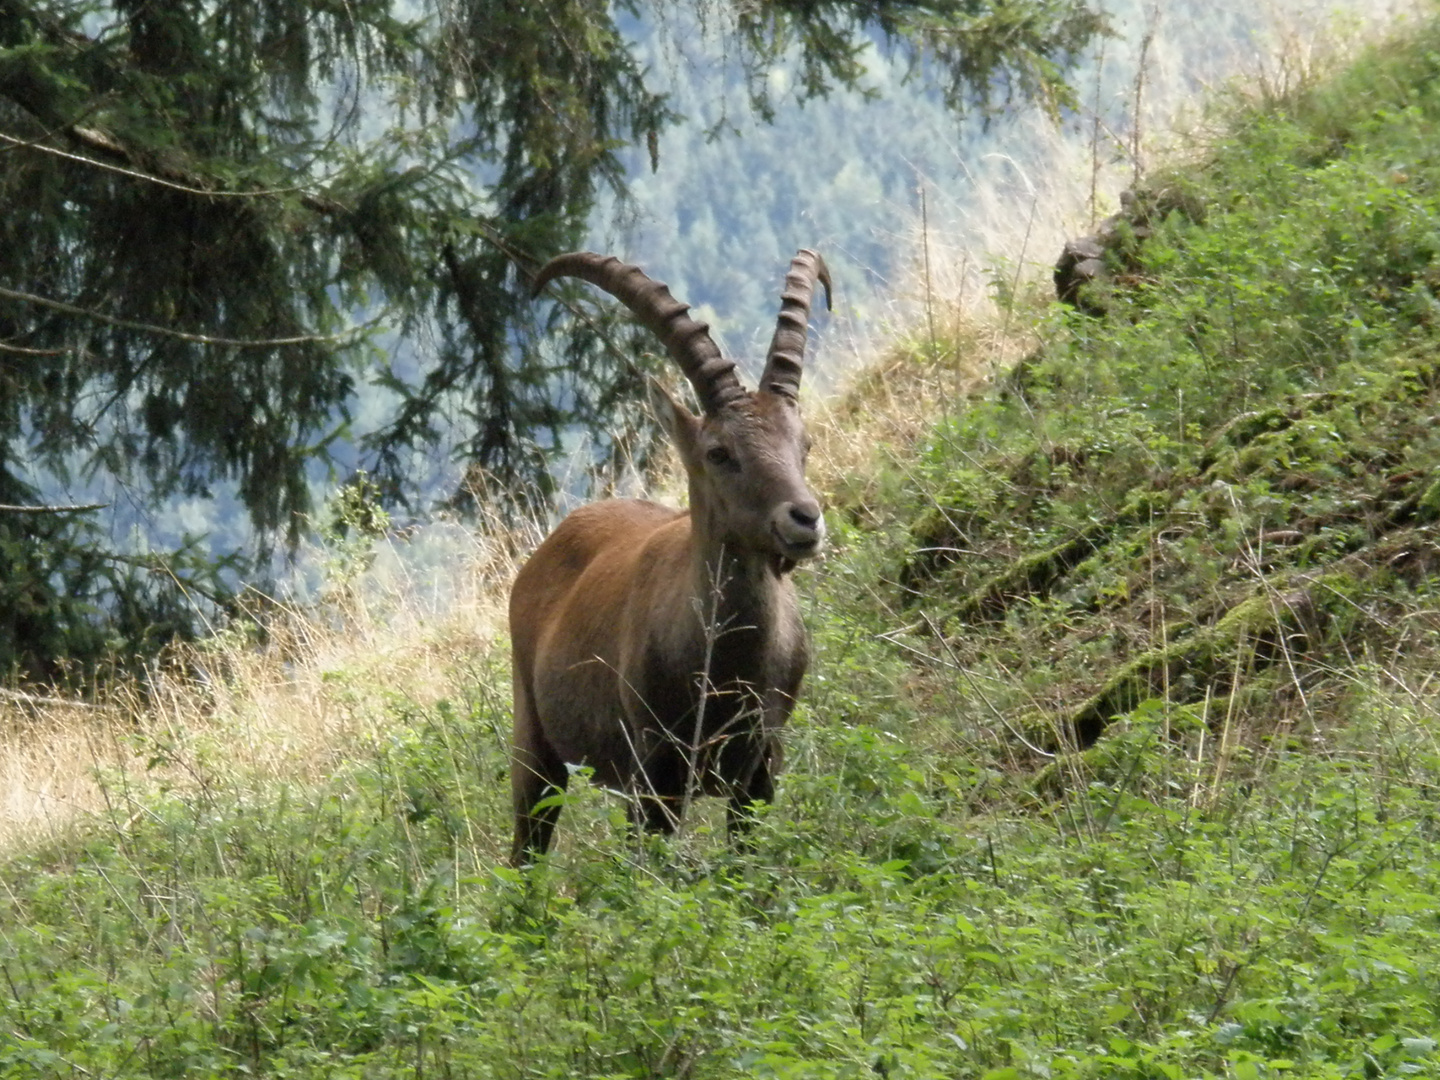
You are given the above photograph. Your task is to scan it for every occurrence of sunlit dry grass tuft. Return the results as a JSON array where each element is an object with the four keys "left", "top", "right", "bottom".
[{"left": 0, "top": 520, "right": 524, "bottom": 855}]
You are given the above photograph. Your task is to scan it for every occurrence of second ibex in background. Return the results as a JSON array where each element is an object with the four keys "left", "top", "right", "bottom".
[{"left": 509, "top": 250, "right": 831, "bottom": 865}]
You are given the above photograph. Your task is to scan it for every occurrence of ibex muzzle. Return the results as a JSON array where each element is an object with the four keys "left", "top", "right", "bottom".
[{"left": 508, "top": 250, "right": 831, "bottom": 864}]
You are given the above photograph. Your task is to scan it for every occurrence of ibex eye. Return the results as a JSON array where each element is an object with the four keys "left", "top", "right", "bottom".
[{"left": 706, "top": 446, "right": 732, "bottom": 466}]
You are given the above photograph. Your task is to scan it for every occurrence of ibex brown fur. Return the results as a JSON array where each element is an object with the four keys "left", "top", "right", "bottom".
[{"left": 509, "top": 250, "right": 831, "bottom": 864}]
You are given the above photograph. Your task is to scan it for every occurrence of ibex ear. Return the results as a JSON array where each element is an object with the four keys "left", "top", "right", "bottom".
[{"left": 647, "top": 377, "right": 702, "bottom": 459}]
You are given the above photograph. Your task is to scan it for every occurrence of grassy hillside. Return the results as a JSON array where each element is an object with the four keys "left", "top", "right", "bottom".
[
  {"left": 4, "top": 17, "right": 1440, "bottom": 1080},
  {"left": 889, "top": 22, "right": 1440, "bottom": 758}
]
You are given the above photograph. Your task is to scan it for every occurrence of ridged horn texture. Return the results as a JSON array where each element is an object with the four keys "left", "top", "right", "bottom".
[
  {"left": 760, "top": 249, "right": 832, "bottom": 399},
  {"left": 532, "top": 252, "right": 745, "bottom": 414}
]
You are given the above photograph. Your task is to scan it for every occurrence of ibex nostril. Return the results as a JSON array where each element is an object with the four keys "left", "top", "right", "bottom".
[{"left": 789, "top": 505, "right": 820, "bottom": 530}]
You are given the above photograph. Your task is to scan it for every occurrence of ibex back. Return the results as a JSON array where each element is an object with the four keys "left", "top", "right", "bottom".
[{"left": 509, "top": 250, "right": 830, "bottom": 864}]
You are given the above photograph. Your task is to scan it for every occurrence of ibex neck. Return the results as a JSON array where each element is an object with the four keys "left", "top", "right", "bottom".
[{"left": 688, "top": 536, "right": 788, "bottom": 632}]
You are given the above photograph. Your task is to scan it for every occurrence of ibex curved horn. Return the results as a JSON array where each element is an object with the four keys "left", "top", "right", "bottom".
[
  {"left": 760, "top": 249, "right": 832, "bottom": 400},
  {"left": 532, "top": 252, "right": 745, "bottom": 414}
]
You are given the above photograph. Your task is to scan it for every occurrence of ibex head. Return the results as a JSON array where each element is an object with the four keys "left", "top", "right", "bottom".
[{"left": 532, "top": 250, "right": 831, "bottom": 567}]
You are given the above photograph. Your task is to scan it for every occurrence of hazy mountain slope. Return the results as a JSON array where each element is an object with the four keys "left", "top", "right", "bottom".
[{"left": 51, "top": 0, "right": 1406, "bottom": 593}]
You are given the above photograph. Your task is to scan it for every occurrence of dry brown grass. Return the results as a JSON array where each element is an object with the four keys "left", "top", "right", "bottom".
[
  {"left": 806, "top": 286, "right": 1044, "bottom": 525},
  {"left": 0, "top": 521, "right": 522, "bottom": 855}
]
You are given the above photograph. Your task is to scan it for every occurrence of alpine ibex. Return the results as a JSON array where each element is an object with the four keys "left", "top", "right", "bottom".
[{"left": 509, "top": 250, "right": 831, "bottom": 864}]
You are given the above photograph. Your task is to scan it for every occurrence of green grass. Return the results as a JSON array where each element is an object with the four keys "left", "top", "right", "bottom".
[
  {"left": 6, "top": 16, "right": 1440, "bottom": 1080},
  {"left": 3, "top": 684, "right": 1439, "bottom": 1077}
]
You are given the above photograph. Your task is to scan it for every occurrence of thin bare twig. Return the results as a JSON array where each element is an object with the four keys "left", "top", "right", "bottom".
[
  {"left": 0, "top": 284, "right": 367, "bottom": 348},
  {"left": 0, "top": 341, "right": 66, "bottom": 356},
  {"left": 0, "top": 130, "right": 341, "bottom": 204},
  {"left": 0, "top": 687, "right": 99, "bottom": 710},
  {"left": 0, "top": 501, "right": 107, "bottom": 514}
]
